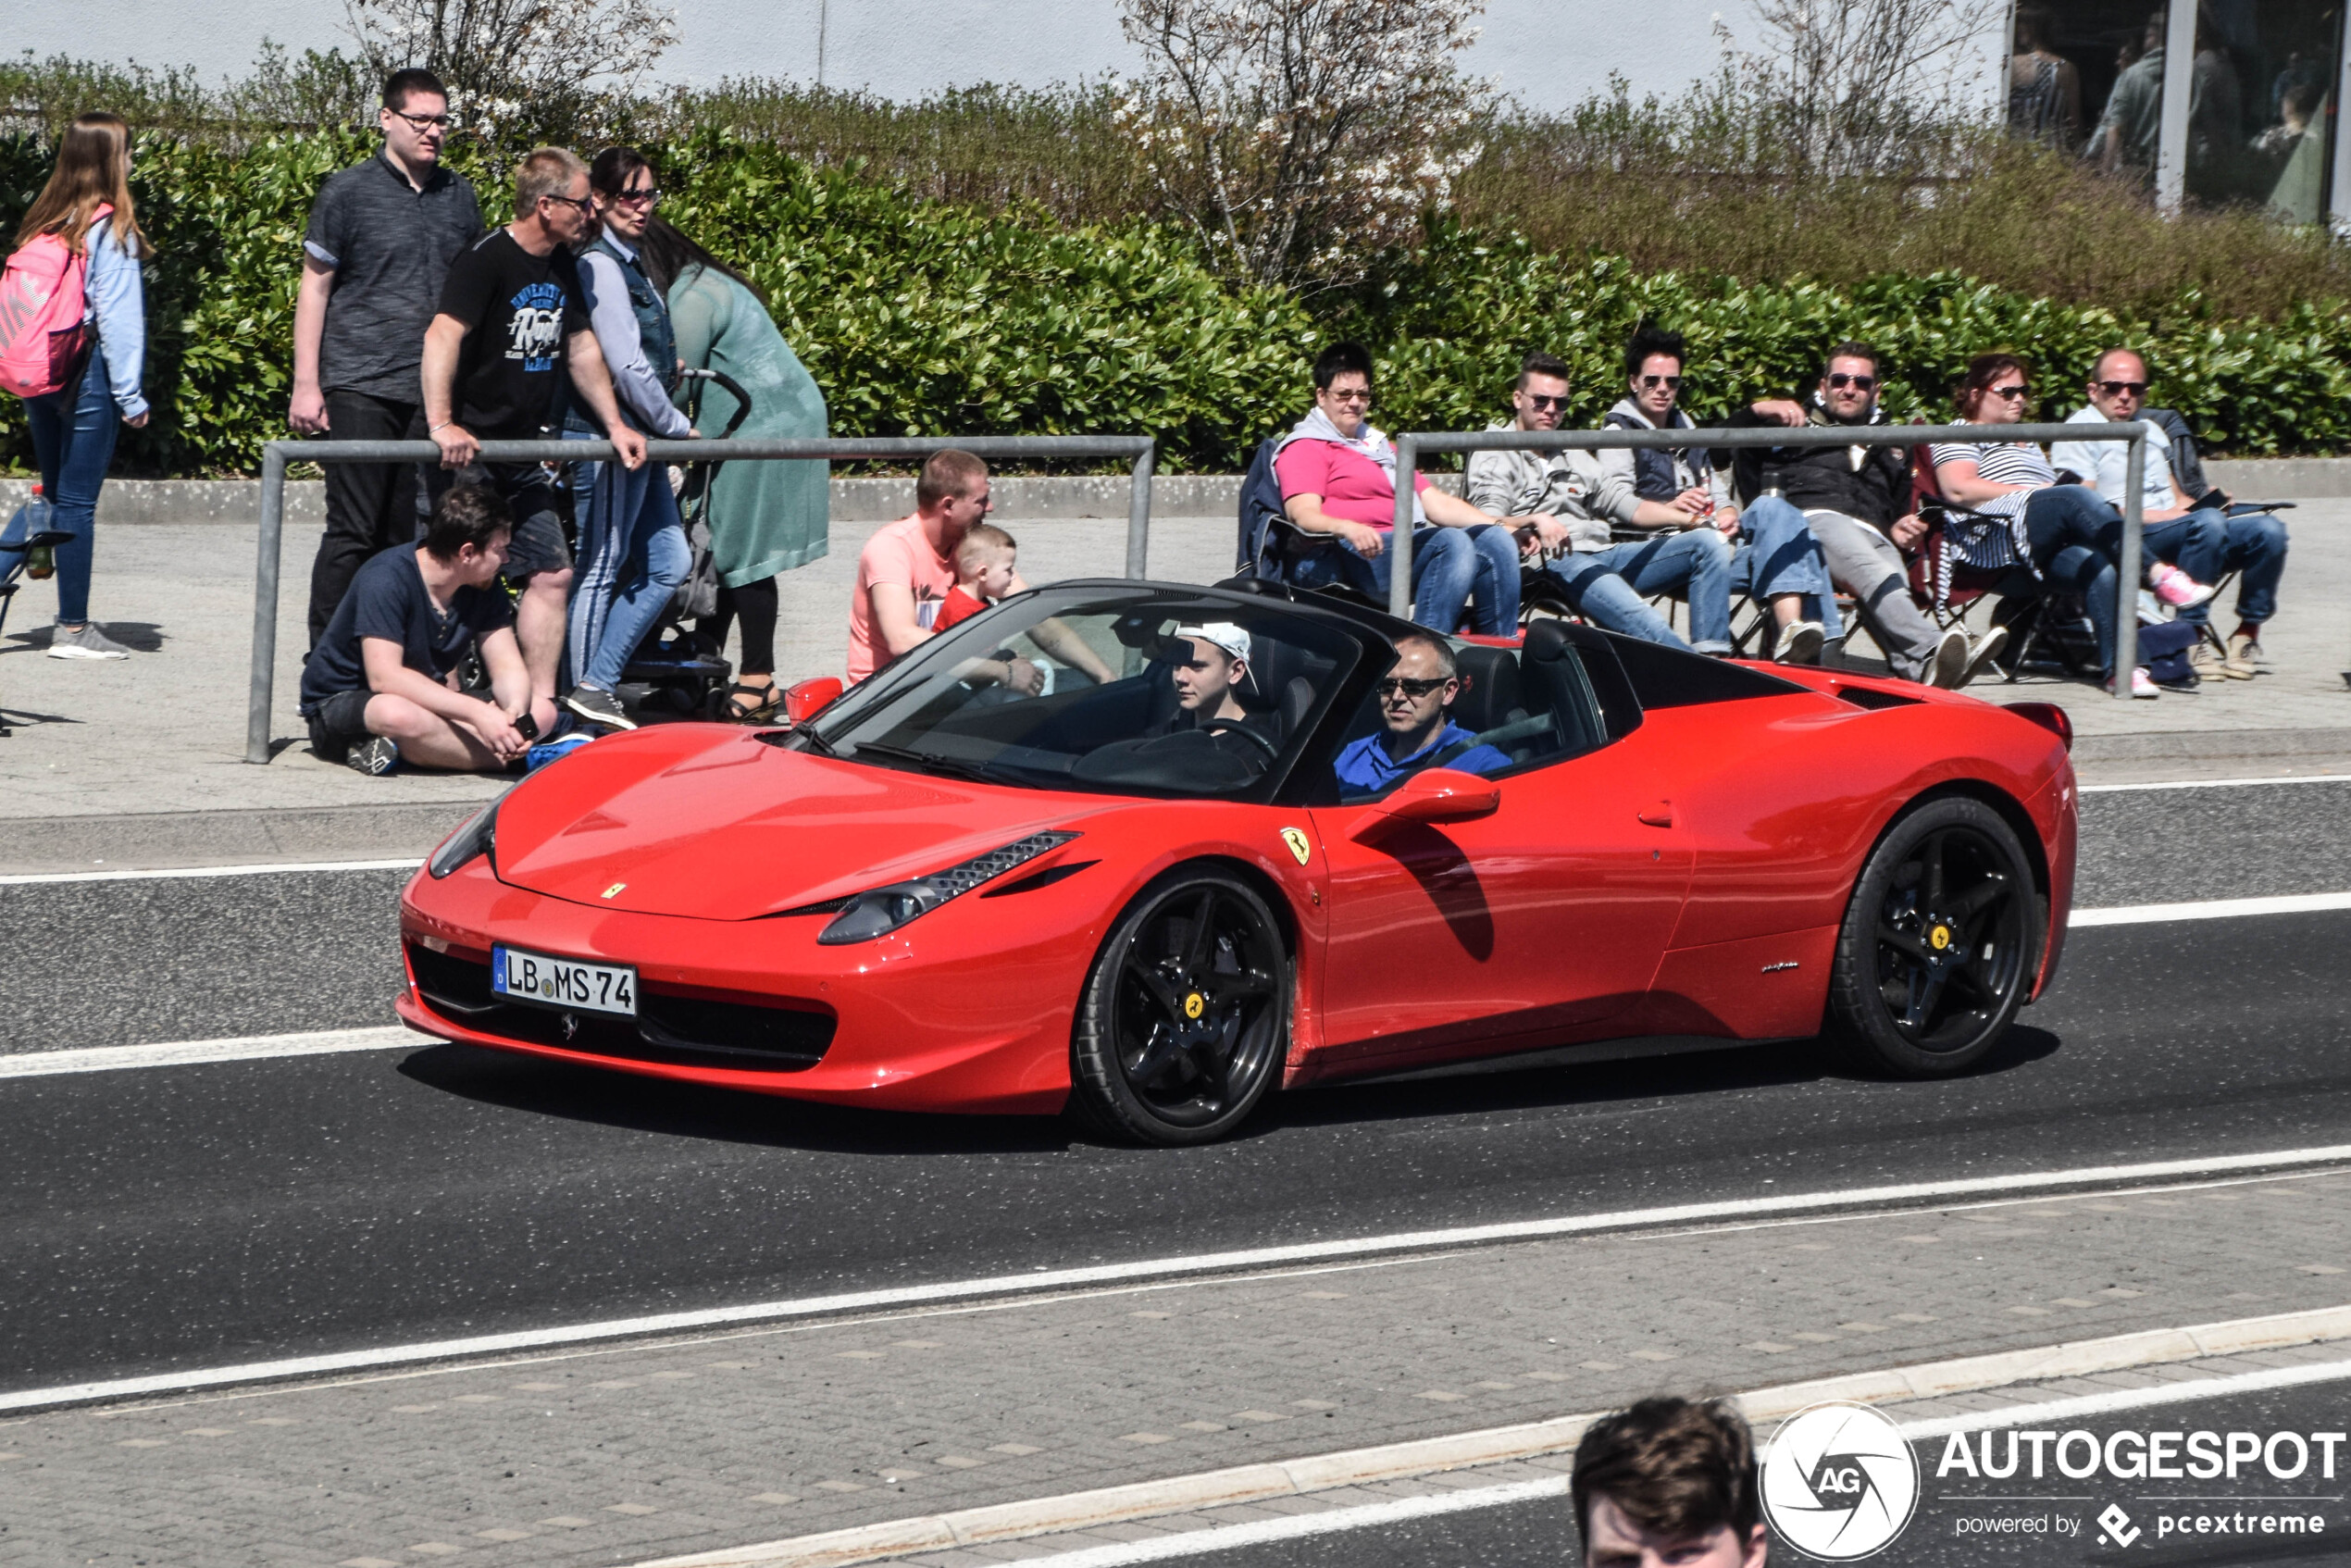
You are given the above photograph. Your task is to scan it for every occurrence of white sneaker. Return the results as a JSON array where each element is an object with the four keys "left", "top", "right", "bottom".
[
  {"left": 1927, "top": 628, "right": 1970, "bottom": 688},
  {"left": 46, "top": 622, "right": 131, "bottom": 660},
  {"left": 2107, "top": 666, "right": 2160, "bottom": 699},
  {"left": 1953, "top": 626, "right": 2008, "bottom": 689},
  {"left": 1773, "top": 620, "right": 1825, "bottom": 665}
]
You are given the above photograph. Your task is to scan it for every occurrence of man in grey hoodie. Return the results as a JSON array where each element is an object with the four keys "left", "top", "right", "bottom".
[{"left": 1465, "top": 352, "right": 1732, "bottom": 651}]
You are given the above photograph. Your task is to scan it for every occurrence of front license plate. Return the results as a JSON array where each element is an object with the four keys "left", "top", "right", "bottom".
[{"left": 491, "top": 944, "right": 637, "bottom": 1016}]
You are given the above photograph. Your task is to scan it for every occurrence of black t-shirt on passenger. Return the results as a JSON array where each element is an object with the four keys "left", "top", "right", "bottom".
[
  {"left": 299, "top": 545, "right": 516, "bottom": 715},
  {"left": 434, "top": 228, "right": 589, "bottom": 440}
]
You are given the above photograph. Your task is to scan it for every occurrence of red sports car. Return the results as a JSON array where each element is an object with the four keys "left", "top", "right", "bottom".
[{"left": 397, "top": 579, "right": 2077, "bottom": 1146}]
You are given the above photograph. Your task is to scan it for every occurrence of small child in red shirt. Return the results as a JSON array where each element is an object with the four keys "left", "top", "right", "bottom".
[{"left": 930, "top": 523, "right": 1019, "bottom": 632}]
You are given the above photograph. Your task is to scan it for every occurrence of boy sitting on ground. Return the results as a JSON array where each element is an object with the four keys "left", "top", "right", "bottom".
[
  {"left": 929, "top": 523, "right": 1018, "bottom": 633},
  {"left": 299, "top": 484, "right": 558, "bottom": 776}
]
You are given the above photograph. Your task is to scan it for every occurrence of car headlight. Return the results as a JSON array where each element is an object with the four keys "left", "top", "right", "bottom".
[
  {"left": 428, "top": 796, "right": 504, "bottom": 879},
  {"left": 817, "top": 831, "right": 1080, "bottom": 945}
]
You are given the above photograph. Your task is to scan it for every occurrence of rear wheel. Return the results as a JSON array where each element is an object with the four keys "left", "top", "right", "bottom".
[
  {"left": 1070, "top": 867, "right": 1290, "bottom": 1146},
  {"left": 1826, "top": 797, "right": 2039, "bottom": 1077}
]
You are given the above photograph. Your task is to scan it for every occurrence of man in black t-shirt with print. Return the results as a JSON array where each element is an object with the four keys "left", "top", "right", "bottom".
[
  {"left": 421, "top": 144, "right": 646, "bottom": 712},
  {"left": 301, "top": 486, "right": 557, "bottom": 776}
]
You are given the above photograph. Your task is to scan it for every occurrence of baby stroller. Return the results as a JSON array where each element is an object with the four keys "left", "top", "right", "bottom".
[
  {"left": 607, "top": 367, "right": 750, "bottom": 724},
  {"left": 0, "top": 520, "right": 78, "bottom": 738}
]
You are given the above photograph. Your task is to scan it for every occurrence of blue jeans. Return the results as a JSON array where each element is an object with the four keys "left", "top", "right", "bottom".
[
  {"left": 1735, "top": 497, "right": 1844, "bottom": 641},
  {"left": 2216, "top": 509, "right": 2289, "bottom": 627},
  {"left": 566, "top": 437, "right": 690, "bottom": 691},
  {"left": 1291, "top": 524, "right": 1521, "bottom": 634},
  {"left": 2141, "top": 509, "right": 2228, "bottom": 627},
  {"left": 1545, "top": 529, "right": 1732, "bottom": 651},
  {"left": 2023, "top": 485, "right": 2123, "bottom": 677},
  {"left": 2, "top": 367, "right": 120, "bottom": 625}
]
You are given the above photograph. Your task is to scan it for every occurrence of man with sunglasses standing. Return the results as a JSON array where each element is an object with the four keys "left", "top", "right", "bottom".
[
  {"left": 1725, "top": 342, "right": 2004, "bottom": 688},
  {"left": 1466, "top": 351, "right": 1731, "bottom": 652},
  {"left": 292, "top": 68, "right": 482, "bottom": 648},
  {"left": 423, "top": 146, "right": 646, "bottom": 714},
  {"left": 2053, "top": 348, "right": 2282, "bottom": 681}
]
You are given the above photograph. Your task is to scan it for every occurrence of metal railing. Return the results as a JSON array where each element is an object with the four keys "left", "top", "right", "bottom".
[
  {"left": 247, "top": 434, "right": 1156, "bottom": 764},
  {"left": 1390, "top": 420, "right": 2159, "bottom": 702}
]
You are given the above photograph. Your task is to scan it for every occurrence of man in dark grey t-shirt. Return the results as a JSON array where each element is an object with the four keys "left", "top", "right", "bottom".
[{"left": 292, "top": 67, "right": 484, "bottom": 648}]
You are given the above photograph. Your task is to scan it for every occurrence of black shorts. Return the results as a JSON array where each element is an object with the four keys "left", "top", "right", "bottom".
[
  {"left": 304, "top": 687, "right": 374, "bottom": 759},
  {"left": 460, "top": 462, "right": 571, "bottom": 582}
]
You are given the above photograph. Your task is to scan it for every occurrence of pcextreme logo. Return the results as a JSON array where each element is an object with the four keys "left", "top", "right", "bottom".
[{"left": 1761, "top": 1401, "right": 1922, "bottom": 1560}]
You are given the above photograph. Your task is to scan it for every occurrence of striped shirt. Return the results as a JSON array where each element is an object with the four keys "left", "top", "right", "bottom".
[{"left": 1928, "top": 427, "right": 2056, "bottom": 575}]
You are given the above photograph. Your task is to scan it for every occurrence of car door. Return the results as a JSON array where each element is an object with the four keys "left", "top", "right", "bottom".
[{"left": 1302, "top": 724, "right": 1693, "bottom": 1076}]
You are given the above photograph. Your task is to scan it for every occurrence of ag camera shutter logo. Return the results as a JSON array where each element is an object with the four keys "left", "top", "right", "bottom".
[{"left": 1761, "top": 1401, "right": 1921, "bottom": 1560}]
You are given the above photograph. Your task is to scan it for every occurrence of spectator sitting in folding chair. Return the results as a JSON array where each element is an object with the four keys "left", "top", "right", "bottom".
[
  {"left": 1721, "top": 341, "right": 2005, "bottom": 688},
  {"left": 1464, "top": 352, "right": 1730, "bottom": 653},
  {"left": 2050, "top": 348, "right": 2287, "bottom": 681},
  {"left": 1603, "top": 323, "right": 1837, "bottom": 664},
  {"left": 1275, "top": 342, "right": 1536, "bottom": 636}
]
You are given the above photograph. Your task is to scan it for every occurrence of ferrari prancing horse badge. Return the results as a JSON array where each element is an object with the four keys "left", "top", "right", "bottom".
[{"left": 1280, "top": 828, "right": 1312, "bottom": 865}]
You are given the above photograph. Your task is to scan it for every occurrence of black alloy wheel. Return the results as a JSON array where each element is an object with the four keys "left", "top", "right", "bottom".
[
  {"left": 1070, "top": 867, "right": 1290, "bottom": 1145},
  {"left": 1826, "top": 795, "right": 2040, "bottom": 1077}
]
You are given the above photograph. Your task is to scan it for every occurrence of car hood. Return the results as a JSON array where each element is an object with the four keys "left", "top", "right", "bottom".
[{"left": 492, "top": 727, "right": 1100, "bottom": 919}]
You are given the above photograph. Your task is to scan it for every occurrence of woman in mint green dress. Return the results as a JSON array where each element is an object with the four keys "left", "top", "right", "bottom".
[{"left": 639, "top": 217, "right": 829, "bottom": 720}]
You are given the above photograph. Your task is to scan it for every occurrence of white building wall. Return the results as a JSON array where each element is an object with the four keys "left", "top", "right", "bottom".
[{"left": 26, "top": 0, "right": 1988, "bottom": 115}]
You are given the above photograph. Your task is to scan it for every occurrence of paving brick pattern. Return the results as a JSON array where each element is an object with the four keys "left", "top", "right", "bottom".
[{"left": 8, "top": 1172, "right": 2351, "bottom": 1566}]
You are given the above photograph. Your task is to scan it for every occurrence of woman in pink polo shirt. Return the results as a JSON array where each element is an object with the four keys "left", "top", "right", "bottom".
[{"left": 1274, "top": 342, "right": 1532, "bottom": 634}]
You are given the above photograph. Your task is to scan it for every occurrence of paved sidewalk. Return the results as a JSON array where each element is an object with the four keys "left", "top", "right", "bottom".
[
  {"left": 1, "top": 503, "right": 2343, "bottom": 837},
  {"left": 8, "top": 1169, "right": 2351, "bottom": 1568}
]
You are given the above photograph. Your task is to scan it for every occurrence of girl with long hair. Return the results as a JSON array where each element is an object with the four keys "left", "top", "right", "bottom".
[
  {"left": 637, "top": 214, "right": 829, "bottom": 721},
  {"left": 2, "top": 112, "right": 150, "bottom": 659}
]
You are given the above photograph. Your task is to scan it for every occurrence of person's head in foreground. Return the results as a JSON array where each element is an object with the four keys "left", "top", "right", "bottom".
[
  {"left": 422, "top": 483, "right": 514, "bottom": 583},
  {"left": 1513, "top": 350, "right": 1574, "bottom": 433},
  {"left": 953, "top": 523, "right": 1018, "bottom": 601},
  {"left": 1573, "top": 1397, "right": 1767, "bottom": 1568},
  {"left": 1170, "top": 622, "right": 1250, "bottom": 720},
  {"left": 1375, "top": 633, "right": 1462, "bottom": 759},
  {"left": 917, "top": 448, "right": 993, "bottom": 547}
]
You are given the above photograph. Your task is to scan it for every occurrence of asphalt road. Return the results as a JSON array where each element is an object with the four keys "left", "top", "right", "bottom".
[
  {"left": 4, "top": 780, "right": 2351, "bottom": 1394},
  {"left": 1176, "top": 1375, "right": 2351, "bottom": 1567}
]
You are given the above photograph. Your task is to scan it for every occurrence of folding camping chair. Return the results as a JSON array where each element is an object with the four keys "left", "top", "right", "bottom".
[
  {"left": 0, "top": 524, "right": 76, "bottom": 738},
  {"left": 1907, "top": 442, "right": 2099, "bottom": 682}
]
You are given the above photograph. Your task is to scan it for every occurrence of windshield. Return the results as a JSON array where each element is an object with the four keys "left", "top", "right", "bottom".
[{"left": 803, "top": 586, "right": 1368, "bottom": 798}]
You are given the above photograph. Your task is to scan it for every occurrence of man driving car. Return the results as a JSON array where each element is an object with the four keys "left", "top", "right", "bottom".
[
  {"left": 1166, "top": 623, "right": 1250, "bottom": 727},
  {"left": 1333, "top": 633, "right": 1511, "bottom": 795}
]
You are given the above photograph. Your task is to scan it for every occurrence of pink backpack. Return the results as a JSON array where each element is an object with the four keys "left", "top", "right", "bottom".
[{"left": 0, "top": 204, "right": 107, "bottom": 399}]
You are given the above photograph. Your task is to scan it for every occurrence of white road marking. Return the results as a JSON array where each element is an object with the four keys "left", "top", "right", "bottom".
[
  {"left": 0, "top": 858, "right": 420, "bottom": 887},
  {"left": 2081, "top": 774, "right": 2351, "bottom": 793},
  {"left": 1899, "top": 1354, "right": 2351, "bottom": 1438},
  {"left": 0, "top": 1027, "right": 429, "bottom": 1080},
  {"left": 2071, "top": 890, "right": 2351, "bottom": 927},
  {"left": 11, "top": 1144, "right": 2351, "bottom": 1415}
]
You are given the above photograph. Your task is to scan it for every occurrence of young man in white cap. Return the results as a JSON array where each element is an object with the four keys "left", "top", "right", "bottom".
[{"left": 1165, "top": 622, "right": 1252, "bottom": 728}]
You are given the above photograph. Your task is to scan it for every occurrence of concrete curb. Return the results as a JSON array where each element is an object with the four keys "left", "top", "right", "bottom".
[
  {"left": 0, "top": 802, "right": 493, "bottom": 876},
  {"left": 630, "top": 1302, "right": 2351, "bottom": 1568},
  {"left": 2071, "top": 726, "right": 2351, "bottom": 763},
  {"left": 8, "top": 456, "right": 2338, "bottom": 525}
]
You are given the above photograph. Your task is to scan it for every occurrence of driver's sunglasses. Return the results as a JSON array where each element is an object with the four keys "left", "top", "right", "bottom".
[
  {"left": 1827, "top": 372, "right": 1877, "bottom": 391},
  {"left": 1524, "top": 392, "right": 1570, "bottom": 411},
  {"left": 390, "top": 107, "right": 453, "bottom": 131},
  {"left": 1638, "top": 374, "right": 1683, "bottom": 391},
  {"left": 612, "top": 185, "right": 662, "bottom": 206},
  {"left": 2096, "top": 380, "right": 2148, "bottom": 396},
  {"left": 1375, "top": 676, "right": 1447, "bottom": 698}
]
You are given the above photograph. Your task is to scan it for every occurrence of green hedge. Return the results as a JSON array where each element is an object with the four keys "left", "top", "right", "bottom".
[{"left": 4, "top": 131, "right": 2347, "bottom": 478}]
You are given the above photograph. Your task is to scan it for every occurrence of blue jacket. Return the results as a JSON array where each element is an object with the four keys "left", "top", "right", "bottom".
[{"left": 82, "top": 215, "right": 146, "bottom": 419}]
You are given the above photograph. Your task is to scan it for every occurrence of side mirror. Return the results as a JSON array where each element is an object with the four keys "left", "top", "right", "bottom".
[
  {"left": 1350, "top": 767, "right": 1500, "bottom": 841},
  {"left": 783, "top": 676, "right": 844, "bottom": 725}
]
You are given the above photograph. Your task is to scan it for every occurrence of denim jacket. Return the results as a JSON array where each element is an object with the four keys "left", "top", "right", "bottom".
[{"left": 83, "top": 215, "right": 147, "bottom": 420}]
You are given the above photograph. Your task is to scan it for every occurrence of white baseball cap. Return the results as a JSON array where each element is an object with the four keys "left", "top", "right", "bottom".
[{"left": 1174, "top": 622, "right": 1251, "bottom": 665}]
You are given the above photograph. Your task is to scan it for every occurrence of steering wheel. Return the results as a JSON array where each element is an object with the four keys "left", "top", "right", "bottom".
[{"left": 1199, "top": 716, "right": 1280, "bottom": 762}]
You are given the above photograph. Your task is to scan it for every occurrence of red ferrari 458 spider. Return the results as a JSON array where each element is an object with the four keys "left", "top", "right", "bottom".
[{"left": 398, "top": 578, "right": 2077, "bottom": 1145}]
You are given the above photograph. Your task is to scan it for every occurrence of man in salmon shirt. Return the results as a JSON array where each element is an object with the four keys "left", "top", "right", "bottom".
[
  {"left": 847, "top": 449, "right": 1111, "bottom": 687},
  {"left": 1276, "top": 342, "right": 1537, "bottom": 633}
]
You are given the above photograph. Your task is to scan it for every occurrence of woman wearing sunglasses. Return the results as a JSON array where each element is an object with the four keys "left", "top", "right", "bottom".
[{"left": 1931, "top": 352, "right": 2211, "bottom": 698}]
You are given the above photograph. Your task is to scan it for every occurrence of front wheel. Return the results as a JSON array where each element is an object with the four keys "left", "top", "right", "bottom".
[
  {"left": 1826, "top": 796, "right": 2040, "bottom": 1077},
  {"left": 1069, "top": 868, "right": 1291, "bottom": 1146}
]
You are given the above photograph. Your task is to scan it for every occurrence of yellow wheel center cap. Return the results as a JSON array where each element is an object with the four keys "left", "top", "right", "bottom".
[
  {"left": 1930, "top": 926, "right": 1951, "bottom": 951},
  {"left": 1184, "top": 991, "right": 1206, "bottom": 1019}
]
